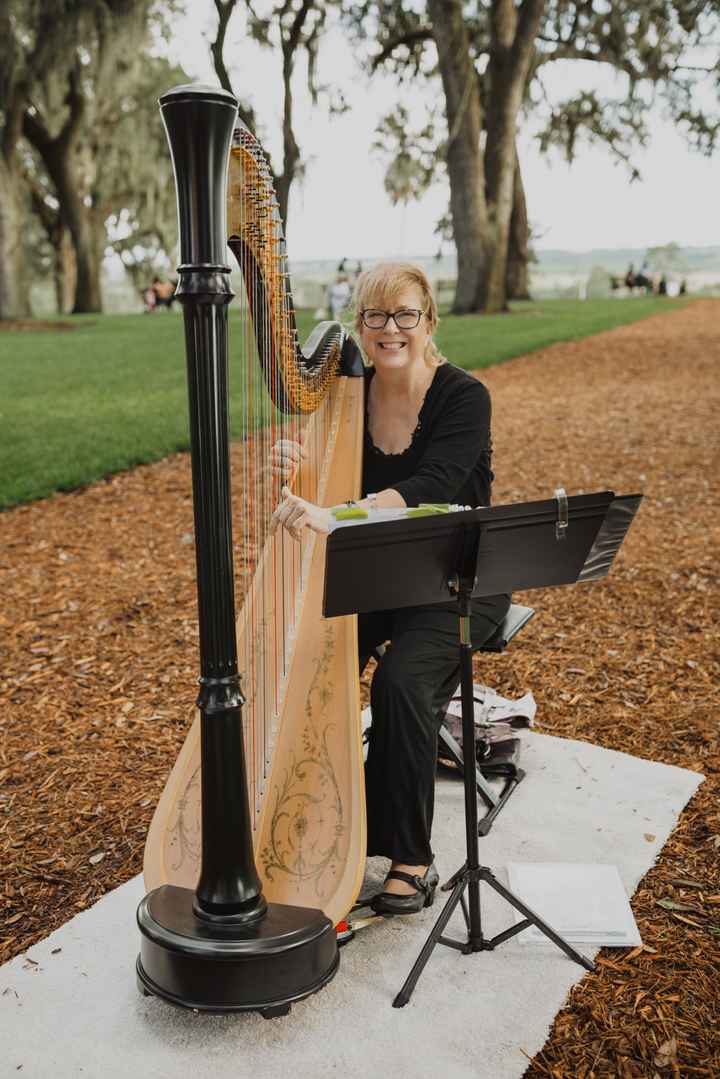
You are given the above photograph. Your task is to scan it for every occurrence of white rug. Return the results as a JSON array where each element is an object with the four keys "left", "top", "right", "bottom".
[{"left": 0, "top": 733, "right": 702, "bottom": 1079}]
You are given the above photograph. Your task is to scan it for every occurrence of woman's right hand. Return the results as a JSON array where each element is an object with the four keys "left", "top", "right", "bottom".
[{"left": 270, "top": 434, "right": 307, "bottom": 480}]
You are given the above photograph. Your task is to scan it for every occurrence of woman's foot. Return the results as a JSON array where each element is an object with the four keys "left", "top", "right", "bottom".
[
  {"left": 382, "top": 863, "right": 430, "bottom": 896},
  {"left": 370, "top": 863, "right": 439, "bottom": 915}
]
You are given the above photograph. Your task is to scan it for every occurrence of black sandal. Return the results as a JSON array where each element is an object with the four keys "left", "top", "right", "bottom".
[{"left": 370, "top": 864, "right": 439, "bottom": 916}]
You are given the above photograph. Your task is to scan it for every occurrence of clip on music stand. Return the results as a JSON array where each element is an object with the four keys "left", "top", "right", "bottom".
[{"left": 324, "top": 489, "right": 641, "bottom": 1007}]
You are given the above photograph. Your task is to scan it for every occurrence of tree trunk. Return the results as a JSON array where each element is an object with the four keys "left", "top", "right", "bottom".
[
  {"left": 55, "top": 225, "right": 76, "bottom": 314},
  {"left": 68, "top": 185, "right": 102, "bottom": 314},
  {"left": 23, "top": 66, "right": 103, "bottom": 315},
  {"left": 275, "top": 47, "right": 300, "bottom": 233},
  {"left": 0, "top": 158, "right": 31, "bottom": 319},
  {"left": 506, "top": 153, "right": 531, "bottom": 300},
  {"left": 483, "top": 0, "right": 545, "bottom": 313},
  {"left": 36, "top": 142, "right": 102, "bottom": 314},
  {"left": 428, "top": 0, "right": 490, "bottom": 314}
]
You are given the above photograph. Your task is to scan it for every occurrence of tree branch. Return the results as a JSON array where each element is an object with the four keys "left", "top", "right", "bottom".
[
  {"left": 209, "top": 0, "right": 257, "bottom": 129},
  {"left": 2, "top": 85, "right": 27, "bottom": 164},
  {"left": 535, "top": 41, "right": 643, "bottom": 82},
  {"left": 371, "top": 28, "right": 433, "bottom": 71},
  {"left": 211, "top": 0, "right": 238, "bottom": 94},
  {"left": 283, "top": 0, "right": 315, "bottom": 58},
  {"left": 25, "top": 173, "right": 60, "bottom": 240},
  {"left": 22, "top": 108, "right": 54, "bottom": 159},
  {"left": 672, "top": 63, "right": 716, "bottom": 73},
  {"left": 513, "top": 0, "right": 548, "bottom": 70},
  {"left": 57, "top": 62, "right": 86, "bottom": 151}
]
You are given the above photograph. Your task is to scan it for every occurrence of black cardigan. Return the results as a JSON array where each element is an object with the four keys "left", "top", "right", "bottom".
[{"left": 361, "top": 363, "right": 495, "bottom": 508}]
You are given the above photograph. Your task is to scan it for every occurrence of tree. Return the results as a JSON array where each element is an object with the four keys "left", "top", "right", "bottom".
[
  {"left": 0, "top": 2, "right": 66, "bottom": 319},
  {"left": 533, "top": 2, "right": 720, "bottom": 166},
  {"left": 347, "top": 0, "right": 544, "bottom": 312},
  {"left": 0, "top": 2, "right": 182, "bottom": 317},
  {"left": 425, "top": 2, "right": 491, "bottom": 311},
  {"left": 21, "top": 152, "right": 77, "bottom": 314},
  {"left": 210, "top": 0, "right": 342, "bottom": 234},
  {"left": 644, "top": 242, "right": 689, "bottom": 272},
  {"left": 21, "top": 1, "right": 156, "bottom": 313},
  {"left": 348, "top": 0, "right": 720, "bottom": 314},
  {"left": 98, "top": 55, "right": 189, "bottom": 293},
  {"left": 480, "top": 0, "right": 546, "bottom": 312}
]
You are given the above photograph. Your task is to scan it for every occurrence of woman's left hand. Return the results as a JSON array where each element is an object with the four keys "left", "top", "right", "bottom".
[{"left": 269, "top": 486, "right": 332, "bottom": 542}]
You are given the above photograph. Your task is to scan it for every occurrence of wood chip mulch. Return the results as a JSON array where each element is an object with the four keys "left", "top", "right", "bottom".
[{"left": 1, "top": 300, "right": 718, "bottom": 1076}]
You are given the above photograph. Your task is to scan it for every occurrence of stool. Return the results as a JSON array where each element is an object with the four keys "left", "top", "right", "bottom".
[{"left": 437, "top": 602, "right": 534, "bottom": 835}]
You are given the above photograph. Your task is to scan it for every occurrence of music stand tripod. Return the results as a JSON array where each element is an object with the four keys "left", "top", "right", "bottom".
[
  {"left": 392, "top": 522, "right": 593, "bottom": 1007},
  {"left": 324, "top": 492, "right": 641, "bottom": 1006}
]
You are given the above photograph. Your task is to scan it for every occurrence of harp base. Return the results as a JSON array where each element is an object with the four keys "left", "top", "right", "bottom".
[{"left": 136, "top": 885, "right": 339, "bottom": 1017}]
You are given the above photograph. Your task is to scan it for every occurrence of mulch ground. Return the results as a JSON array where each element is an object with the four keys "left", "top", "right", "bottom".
[{"left": 1, "top": 300, "right": 718, "bottom": 1076}]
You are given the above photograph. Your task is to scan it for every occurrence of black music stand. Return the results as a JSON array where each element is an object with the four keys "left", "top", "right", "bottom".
[{"left": 324, "top": 490, "right": 641, "bottom": 1007}]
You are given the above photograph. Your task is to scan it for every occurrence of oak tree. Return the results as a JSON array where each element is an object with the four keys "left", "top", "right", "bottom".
[
  {"left": 349, "top": 0, "right": 719, "bottom": 313},
  {"left": 210, "top": 0, "right": 342, "bottom": 234}
]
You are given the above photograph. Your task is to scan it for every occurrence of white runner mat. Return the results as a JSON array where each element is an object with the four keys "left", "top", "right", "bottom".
[{"left": 0, "top": 733, "right": 702, "bottom": 1079}]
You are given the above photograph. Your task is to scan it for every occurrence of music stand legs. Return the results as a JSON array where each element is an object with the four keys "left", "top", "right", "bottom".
[
  {"left": 393, "top": 576, "right": 594, "bottom": 1008},
  {"left": 393, "top": 863, "right": 594, "bottom": 1007}
]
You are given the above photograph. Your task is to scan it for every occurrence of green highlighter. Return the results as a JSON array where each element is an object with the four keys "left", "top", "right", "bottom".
[
  {"left": 406, "top": 503, "right": 452, "bottom": 518},
  {"left": 331, "top": 502, "right": 458, "bottom": 523},
  {"left": 331, "top": 504, "right": 369, "bottom": 521}
]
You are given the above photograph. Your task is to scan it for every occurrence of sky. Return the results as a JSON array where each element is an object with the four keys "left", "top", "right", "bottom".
[{"left": 159, "top": 4, "right": 719, "bottom": 261}]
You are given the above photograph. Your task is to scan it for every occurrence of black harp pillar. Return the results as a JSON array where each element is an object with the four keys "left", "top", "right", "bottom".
[
  {"left": 136, "top": 84, "right": 338, "bottom": 1017},
  {"left": 165, "top": 84, "right": 262, "bottom": 921}
]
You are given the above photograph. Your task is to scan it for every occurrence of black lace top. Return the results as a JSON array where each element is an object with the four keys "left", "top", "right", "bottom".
[{"left": 362, "top": 363, "right": 495, "bottom": 508}]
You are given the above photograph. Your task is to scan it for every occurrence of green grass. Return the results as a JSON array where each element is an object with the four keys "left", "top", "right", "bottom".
[
  {"left": 0, "top": 297, "right": 685, "bottom": 510},
  {"left": 435, "top": 296, "right": 686, "bottom": 369}
]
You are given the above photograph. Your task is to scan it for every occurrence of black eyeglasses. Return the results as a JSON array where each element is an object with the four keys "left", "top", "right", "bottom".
[{"left": 360, "top": 308, "right": 425, "bottom": 330}]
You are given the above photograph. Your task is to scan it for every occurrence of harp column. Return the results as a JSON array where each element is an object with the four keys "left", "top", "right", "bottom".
[
  {"left": 160, "top": 84, "right": 262, "bottom": 918},
  {"left": 136, "top": 85, "right": 338, "bottom": 1017}
]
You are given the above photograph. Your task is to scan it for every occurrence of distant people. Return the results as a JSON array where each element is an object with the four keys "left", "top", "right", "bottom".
[
  {"left": 658, "top": 275, "right": 668, "bottom": 296},
  {"left": 143, "top": 278, "right": 177, "bottom": 312},
  {"left": 337, "top": 257, "right": 363, "bottom": 282},
  {"left": 633, "top": 267, "right": 653, "bottom": 295},
  {"left": 153, "top": 279, "right": 176, "bottom": 308},
  {"left": 328, "top": 274, "right": 352, "bottom": 320},
  {"left": 679, "top": 279, "right": 687, "bottom": 295},
  {"left": 624, "top": 264, "right": 636, "bottom": 289}
]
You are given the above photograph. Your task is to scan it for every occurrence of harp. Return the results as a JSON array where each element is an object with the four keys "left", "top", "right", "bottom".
[{"left": 142, "top": 86, "right": 367, "bottom": 936}]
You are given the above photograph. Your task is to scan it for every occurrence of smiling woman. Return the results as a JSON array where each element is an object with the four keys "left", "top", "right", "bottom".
[
  {"left": 356, "top": 263, "right": 445, "bottom": 457},
  {"left": 271, "top": 261, "right": 511, "bottom": 914}
]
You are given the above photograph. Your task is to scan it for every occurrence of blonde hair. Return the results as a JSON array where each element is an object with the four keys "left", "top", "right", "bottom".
[{"left": 352, "top": 262, "right": 447, "bottom": 367}]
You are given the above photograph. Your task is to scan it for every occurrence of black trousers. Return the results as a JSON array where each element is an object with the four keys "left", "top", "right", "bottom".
[{"left": 358, "top": 592, "right": 511, "bottom": 866}]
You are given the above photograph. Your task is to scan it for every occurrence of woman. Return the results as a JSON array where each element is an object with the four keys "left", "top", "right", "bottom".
[{"left": 270, "top": 263, "right": 510, "bottom": 915}]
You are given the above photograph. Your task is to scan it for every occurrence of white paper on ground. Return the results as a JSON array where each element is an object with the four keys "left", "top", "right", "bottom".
[{"left": 507, "top": 862, "right": 642, "bottom": 947}]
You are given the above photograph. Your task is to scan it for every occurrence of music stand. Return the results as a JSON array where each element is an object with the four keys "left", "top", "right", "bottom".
[{"left": 324, "top": 490, "right": 641, "bottom": 1007}]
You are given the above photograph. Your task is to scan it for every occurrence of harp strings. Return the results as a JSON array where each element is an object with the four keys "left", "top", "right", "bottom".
[{"left": 230, "top": 129, "right": 336, "bottom": 830}]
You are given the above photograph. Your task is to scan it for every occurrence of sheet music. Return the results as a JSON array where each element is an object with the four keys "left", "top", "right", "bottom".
[{"left": 507, "top": 863, "right": 642, "bottom": 946}]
